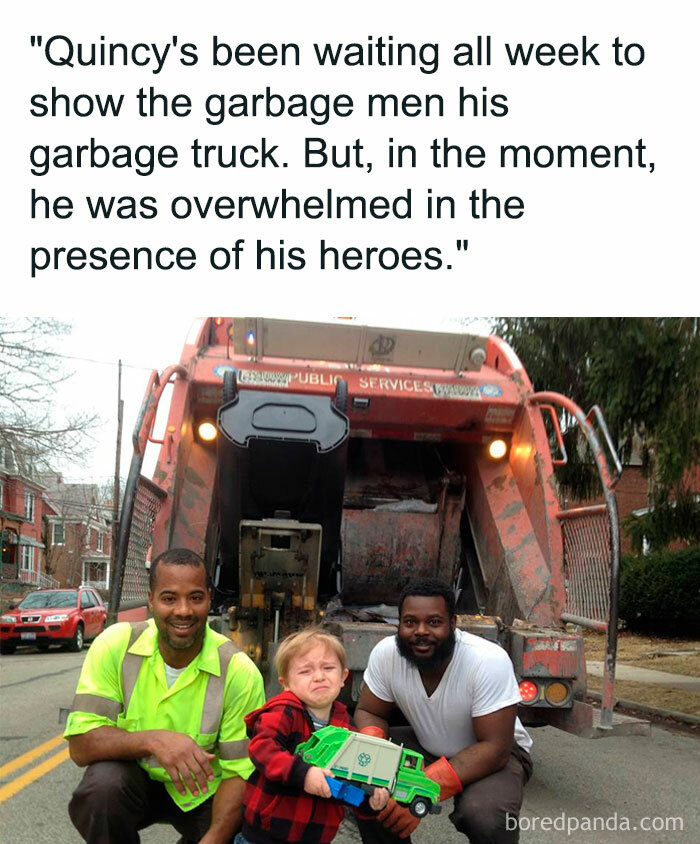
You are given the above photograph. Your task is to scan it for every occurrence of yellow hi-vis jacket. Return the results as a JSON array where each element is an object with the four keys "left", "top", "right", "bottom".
[{"left": 64, "top": 620, "right": 264, "bottom": 811}]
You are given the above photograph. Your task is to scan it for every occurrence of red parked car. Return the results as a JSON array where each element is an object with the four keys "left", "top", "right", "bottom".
[{"left": 0, "top": 587, "right": 107, "bottom": 654}]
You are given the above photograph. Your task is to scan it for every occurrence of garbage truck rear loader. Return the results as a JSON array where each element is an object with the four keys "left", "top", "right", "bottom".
[{"left": 111, "top": 318, "right": 649, "bottom": 739}]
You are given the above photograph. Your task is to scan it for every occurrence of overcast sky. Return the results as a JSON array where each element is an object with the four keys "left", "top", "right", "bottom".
[{"left": 50, "top": 314, "right": 487, "bottom": 485}]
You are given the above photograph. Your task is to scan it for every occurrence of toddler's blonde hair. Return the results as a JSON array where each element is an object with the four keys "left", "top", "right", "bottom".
[{"left": 275, "top": 627, "right": 346, "bottom": 680}]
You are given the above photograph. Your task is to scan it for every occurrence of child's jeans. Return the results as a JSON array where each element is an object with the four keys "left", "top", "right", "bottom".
[{"left": 233, "top": 835, "right": 253, "bottom": 844}]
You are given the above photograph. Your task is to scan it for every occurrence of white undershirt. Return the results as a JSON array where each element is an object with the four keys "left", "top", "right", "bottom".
[
  {"left": 363, "top": 630, "right": 533, "bottom": 758},
  {"left": 164, "top": 662, "right": 186, "bottom": 688}
]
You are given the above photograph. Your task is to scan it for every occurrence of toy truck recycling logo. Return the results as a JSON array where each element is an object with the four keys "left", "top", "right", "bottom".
[{"left": 296, "top": 726, "right": 441, "bottom": 817}]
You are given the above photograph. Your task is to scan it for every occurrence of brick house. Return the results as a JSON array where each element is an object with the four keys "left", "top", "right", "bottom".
[
  {"left": 0, "top": 445, "right": 57, "bottom": 592},
  {"left": 40, "top": 473, "right": 112, "bottom": 591},
  {"left": 568, "top": 454, "right": 700, "bottom": 555}
]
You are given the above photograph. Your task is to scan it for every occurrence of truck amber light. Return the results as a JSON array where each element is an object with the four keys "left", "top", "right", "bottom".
[
  {"left": 519, "top": 680, "right": 538, "bottom": 703},
  {"left": 197, "top": 422, "right": 217, "bottom": 442},
  {"left": 545, "top": 681, "right": 570, "bottom": 705},
  {"left": 488, "top": 438, "right": 508, "bottom": 460}
]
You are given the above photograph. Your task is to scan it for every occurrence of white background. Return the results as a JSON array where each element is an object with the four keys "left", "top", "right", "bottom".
[{"left": 3, "top": 0, "right": 698, "bottom": 318}]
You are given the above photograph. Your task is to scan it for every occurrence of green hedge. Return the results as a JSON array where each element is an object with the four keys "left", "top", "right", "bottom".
[{"left": 619, "top": 546, "right": 700, "bottom": 636}]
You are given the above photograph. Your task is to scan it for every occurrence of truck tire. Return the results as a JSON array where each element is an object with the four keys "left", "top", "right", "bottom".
[
  {"left": 409, "top": 797, "right": 431, "bottom": 818},
  {"left": 68, "top": 623, "right": 84, "bottom": 652},
  {"left": 223, "top": 369, "right": 238, "bottom": 403},
  {"left": 334, "top": 379, "right": 348, "bottom": 414}
]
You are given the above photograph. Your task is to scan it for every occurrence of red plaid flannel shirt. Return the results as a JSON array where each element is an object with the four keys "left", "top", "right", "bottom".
[{"left": 242, "top": 690, "right": 355, "bottom": 844}]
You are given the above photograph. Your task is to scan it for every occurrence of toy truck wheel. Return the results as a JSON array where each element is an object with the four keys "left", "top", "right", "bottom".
[{"left": 410, "top": 797, "right": 431, "bottom": 818}]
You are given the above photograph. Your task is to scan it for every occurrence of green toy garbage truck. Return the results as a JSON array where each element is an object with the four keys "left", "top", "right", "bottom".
[{"left": 296, "top": 726, "right": 441, "bottom": 818}]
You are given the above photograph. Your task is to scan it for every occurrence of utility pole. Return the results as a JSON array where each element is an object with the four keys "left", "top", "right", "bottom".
[{"left": 108, "top": 360, "right": 123, "bottom": 625}]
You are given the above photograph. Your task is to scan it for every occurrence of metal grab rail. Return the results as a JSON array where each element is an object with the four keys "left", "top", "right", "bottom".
[
  {"left": 586, "top": 405, "right": 622, "bottom": 488},
  {"left": 107, "top": 366, "right": 187, "bottom": 625},
  {"left": 537, "top": 404, "right": 568, "bottom": 466},
  {"left": 136, "top": 365, "right": 187, "bottom": 452},
  {"left": 529, "top": 392, "right": 621, "bottom": 729}
]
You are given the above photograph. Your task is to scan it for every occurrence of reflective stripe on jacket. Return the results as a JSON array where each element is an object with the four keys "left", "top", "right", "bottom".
[{"left": 65, "top": 619, "right": 265, "bottom": 811}]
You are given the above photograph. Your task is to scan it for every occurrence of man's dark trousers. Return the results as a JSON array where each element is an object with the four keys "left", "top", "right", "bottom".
[
  {"left": 69, "top": 760, "right": 219, "bottom": 844},
  {"left": 355, "top": 728, "right": 533, "bottom": 844}
]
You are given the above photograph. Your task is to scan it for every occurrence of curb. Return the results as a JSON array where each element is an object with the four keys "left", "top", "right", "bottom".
[{"left": 587, "top": 690, "right": 700, "bottom": 727}]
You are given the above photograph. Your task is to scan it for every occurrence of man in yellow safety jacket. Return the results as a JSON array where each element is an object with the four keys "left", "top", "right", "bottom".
[{"left": 65, "top": 548, "right": 265, "bottom": 844}]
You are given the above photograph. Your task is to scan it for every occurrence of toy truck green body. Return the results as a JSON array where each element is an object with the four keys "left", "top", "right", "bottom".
[{"left": 296, "top": 725, "right": 441, "bottom": 817}]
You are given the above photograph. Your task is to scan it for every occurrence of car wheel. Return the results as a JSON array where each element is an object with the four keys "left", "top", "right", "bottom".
[
  {"left": 410, "top": 798, "right": 430, "bottom": 818},
  {"left": 69, "top": 623, "right": 84, "bottom": 652},
  {"left": 0, "top": 643, "right": 16, "bottom": 655}
]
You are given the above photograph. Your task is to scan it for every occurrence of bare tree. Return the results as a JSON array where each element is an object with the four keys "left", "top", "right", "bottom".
[{"left": 0, "top": 318, "right": 98, "bottom": 464}]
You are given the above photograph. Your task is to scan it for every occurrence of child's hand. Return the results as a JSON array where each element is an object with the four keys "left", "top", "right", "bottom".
[
  {"left": 303, "top": 766, "right": 333, "bottom": 798},
  {"left": 369, "top": 786, "right": 390, "bottom": 811}
]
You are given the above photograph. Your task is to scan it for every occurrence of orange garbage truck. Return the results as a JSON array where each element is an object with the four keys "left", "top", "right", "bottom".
[{"left": 110, "top": 317, "right": 648, "bottom": 739}]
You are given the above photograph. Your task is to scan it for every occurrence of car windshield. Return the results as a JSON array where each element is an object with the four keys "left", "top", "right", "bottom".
[{"left": 18, "top": 591, "right": 78, "bottom": 609}]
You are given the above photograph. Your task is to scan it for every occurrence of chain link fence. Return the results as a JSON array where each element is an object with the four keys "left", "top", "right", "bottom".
[
  {"left": 119, "top": 476, "right": 165, "bottom": 604},
  {"left": 559, "top": 505, "right": 611, "bottom": 624}
]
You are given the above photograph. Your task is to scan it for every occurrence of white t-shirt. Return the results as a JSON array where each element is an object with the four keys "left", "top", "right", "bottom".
[
  {"left": 164, "top": 662, "right": 186, "bottom": 688},
  {"left": 363, "top": 629, "right": 532, "bottom": 757}
]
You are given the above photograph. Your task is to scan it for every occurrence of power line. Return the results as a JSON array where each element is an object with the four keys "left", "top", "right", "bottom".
[{"left": 1, "top": 343, "right": 154, "bottom": 371}]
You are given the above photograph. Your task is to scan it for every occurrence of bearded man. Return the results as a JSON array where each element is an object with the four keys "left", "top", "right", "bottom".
[{"left": 354, "top": 578, "right": 533, "bottom": 844}]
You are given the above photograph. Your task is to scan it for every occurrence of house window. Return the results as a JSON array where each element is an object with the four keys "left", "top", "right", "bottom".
[
  {"left": 0, "top": 481, "right": 4, "bottom": 510},
  {"left": 52, "top": 522, "right": 65, "bottom": 545},
  {"left": 97, "top": 532, "right": 104, "bottom": 552},
  {"left": 25, "top": 491, "right": 35, "bottom": 522},
  {"left": 83, "top": 559, "right": 109, "bottom": 588},
  {"left": 21, "top": 545, "right": 34, "bottom": 571}
]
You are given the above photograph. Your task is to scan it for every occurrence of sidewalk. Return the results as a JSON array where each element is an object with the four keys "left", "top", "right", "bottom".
[{"left": 587, "top": 661, "right": 700, "bottom": 693}]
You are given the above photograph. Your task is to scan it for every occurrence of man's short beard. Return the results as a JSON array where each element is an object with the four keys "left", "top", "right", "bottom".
[
  {"left": 395, "top": 630, "right": 456, "bottom": 671},
  {"left": 154, "top": 618, "right": 204, "bottom": 651}
]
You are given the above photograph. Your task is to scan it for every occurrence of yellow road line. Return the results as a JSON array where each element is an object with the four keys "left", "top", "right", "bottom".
[
  {"left": 0, "top": 733, "right": 65, "bottom": 779},
  {"left": 0, "top": 747, "right": 70, "bottom": 804}
]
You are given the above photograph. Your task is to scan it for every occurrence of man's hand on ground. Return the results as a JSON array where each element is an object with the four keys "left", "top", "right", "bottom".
[
  {"left": 304, "top": 766, "right": 333, "bottom": 798},
  {"left": 146, "top": 730, "right": 216, "bottom": 796},
  {"left": 377, "top": 798, "right": 421, "bottom": 838}
]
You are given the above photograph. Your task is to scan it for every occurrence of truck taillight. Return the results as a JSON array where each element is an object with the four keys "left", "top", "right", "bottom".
[
  {"left": 545, "top": 681, "right": 571, "bottom": 705},
  {"left": 519, "top": 680, "right": 539, "bottom": 703}
]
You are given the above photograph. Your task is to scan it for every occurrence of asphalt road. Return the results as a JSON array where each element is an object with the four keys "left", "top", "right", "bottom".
[{"left": 1, "top": 645, "right": 698, "bottom": 843}]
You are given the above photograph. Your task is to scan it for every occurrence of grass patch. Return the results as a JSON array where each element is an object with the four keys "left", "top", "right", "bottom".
[
  {"left": 584, "top": 629, "right": 700, "bottom": 716},
  {"left": 586, "top": 675, "right": 700, "bottom": 717}
]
